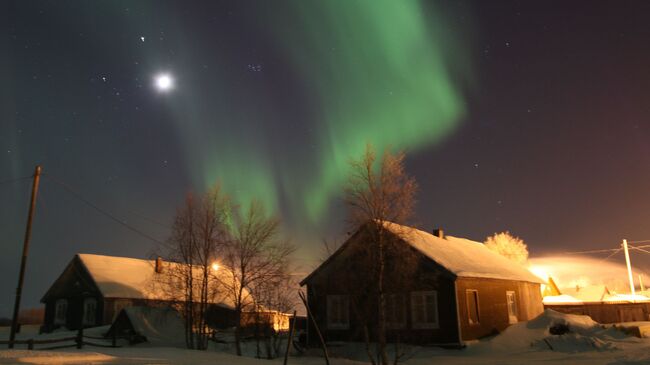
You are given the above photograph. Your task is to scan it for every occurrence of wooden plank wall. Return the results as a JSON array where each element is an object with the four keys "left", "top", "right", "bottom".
[{"left": 544, "top": 302, "right": 650, "bottom": 323}]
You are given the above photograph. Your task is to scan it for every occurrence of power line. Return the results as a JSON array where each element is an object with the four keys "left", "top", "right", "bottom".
[
  {"left": 628, "top": 240, "right": 650, "bottom": 244},
  {"left": 628, "top": 246, "right": 650, "bottom": 255},
  {"left": 630, "top": 244, "right": 650, "bottom": 249},
  {"left": 599, "top": 247, "right": 622, "bottom": 263},
  {"left": 564, "top": 247, "right": 620, "bottom": 255},
  {"left": 0, "top": 175, "right": 31, "bottom": 186},
  {"left": 124, "top": 208, "right": 170, "bottom": 228},
  {"left": 43, "top": 174, "right": 171, "bottom": 248}
]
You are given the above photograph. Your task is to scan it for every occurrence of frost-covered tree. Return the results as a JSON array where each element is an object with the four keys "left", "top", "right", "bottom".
[
  {"left": 484, "top": 232, "right": 529, "bottom": 266},
  {"left": 163, "top": 186, "right": 231, "bottom": 350},
  {"left": 220, "top": 200, "right": 295, "bottom": 357},
  {"left": 345, "top": 144, "right": 417, "bottom": 365}
]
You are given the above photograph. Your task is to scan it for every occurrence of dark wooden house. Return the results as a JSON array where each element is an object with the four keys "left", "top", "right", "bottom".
[
  {"left": 300, "top": 222, "right": 544, "bottom": 347},
  {"left": 40, "top": 253, "right": 240, "bottom": 332}
]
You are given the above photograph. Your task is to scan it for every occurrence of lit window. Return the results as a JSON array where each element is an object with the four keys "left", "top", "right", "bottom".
[
  {"left": 466, "top": 289, "right": 480, "bottom": 325},
  {"left": 506, "top": 291, "right": 518, "bottom": 324},
  {"left": 327, "top": 295, "right": 349, "bottom": 330},
  {"left": 54, "top": 299, "right": 67, "bottom": 325},
  {"left": 410, "top": 291, "right": 439, "bottom": 329},
  {"left": 83, "top": 298, "right": 97, "bottom": 326},
  {"left": 385, "top": 294, "right": 406, "bottom": 328}
]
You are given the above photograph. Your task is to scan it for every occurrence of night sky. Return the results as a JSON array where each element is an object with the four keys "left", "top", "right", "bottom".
[{"left": 2, "top": 1, "right": 650, "bottom": 316}]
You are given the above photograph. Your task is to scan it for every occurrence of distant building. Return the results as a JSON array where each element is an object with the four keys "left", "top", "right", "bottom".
[
  {"left": 300, "top": 222, "right": 544, "bottom": 346},
  {"left": 40, "top": 254, "right": 240, "bottom": 332},
  {"left": 542, "top": 281, "right": 650, "bottom": 323}
]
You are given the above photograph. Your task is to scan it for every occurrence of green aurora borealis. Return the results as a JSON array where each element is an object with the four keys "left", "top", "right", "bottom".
[
  {"left": 163, "top": 1, "right": 469, "bottom": 232},
  {"left": 9, "top": 0, "right": 650, "bottom": 315}
]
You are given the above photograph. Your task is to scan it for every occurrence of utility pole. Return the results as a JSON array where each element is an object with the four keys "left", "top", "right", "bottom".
[
  {"left": 639, "top": 274, "right": 645, "bottom": 292},
  {"left": 9, "top": 165, "right": 41, "bottom": 348},
  {"left": 622, "top": 239, "right": 636, "bottom": 303}
]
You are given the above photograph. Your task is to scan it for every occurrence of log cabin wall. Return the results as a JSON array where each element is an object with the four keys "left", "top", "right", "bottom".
[{"left": 456, "top": 277, "right": 542, "bottom": 341}]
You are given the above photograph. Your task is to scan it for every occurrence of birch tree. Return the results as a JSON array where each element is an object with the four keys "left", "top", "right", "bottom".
[
  {"left": 220, "top": 200, "right": 295, "bottom": 356},
  {"left": 344, "top": 144, "right": 417, "bottom": 365},
  {"left": 165, "top": 187, "right": 230, "bottom": 350}
]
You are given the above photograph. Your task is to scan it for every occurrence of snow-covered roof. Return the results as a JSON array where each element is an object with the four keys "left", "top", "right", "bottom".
[
  {"left": 301, "top": 221, "right": 543, "bottom": 285},
  {"left": 77, "top": 253, "right": 245, "bottom": 308},
  {"left": 382, "top": 222, "right": 543, "bottom": 283},
  {"left": 561, "top": 285, "right": 611, "bottom": 302},
  {"left": 543, "top": 294, "right": 584, "bottom": 304},
  {"left": 116, "top": 306, "right": 186, "bottom": 347}
]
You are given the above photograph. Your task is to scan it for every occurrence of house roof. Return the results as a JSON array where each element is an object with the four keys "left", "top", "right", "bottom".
[
  {"left": 301, "top": 221, "right": 543, "bottom": 285},
  {"left": 76, "top": 253, "right": 247, "bottom": 308}
]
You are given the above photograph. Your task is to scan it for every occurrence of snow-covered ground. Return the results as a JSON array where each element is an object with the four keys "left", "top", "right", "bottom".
[{"left": 2, "top": 310, "right": 650, "bottom": 364}]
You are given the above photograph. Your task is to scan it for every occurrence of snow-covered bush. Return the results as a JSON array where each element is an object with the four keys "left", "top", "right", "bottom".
[{"left": 484, "top": 232, "right": 529, "bottom": 266}]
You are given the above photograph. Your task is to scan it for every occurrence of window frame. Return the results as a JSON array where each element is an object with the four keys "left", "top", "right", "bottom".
[
  {"left": 466, "top": 289, "right": 480, "bottom": 326},
  {"left": 54, "top": 299, "right": 67, "bottom": 325},
  {"left": 385, "top": 294, "right": 407, "bottom": 329},
  {"left": 410, "top": 291, "right": 439, "bottom": 329},
  {"left": 82, "top": 298, "right": 97, "bottom": 326},
  {"left": 506, "top": 291, "right": 518, "bottom": 324},
  {"left": 326, "top": 295, "right": 350, "bottom": 330}
]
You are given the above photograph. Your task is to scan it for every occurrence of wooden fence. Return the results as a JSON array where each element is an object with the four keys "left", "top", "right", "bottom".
[
  {"left": 545, "top": 302, "right": 650, "bottom": 323},
  {"left": 1, "top": 327, "right": 122, "bottom": 350}
]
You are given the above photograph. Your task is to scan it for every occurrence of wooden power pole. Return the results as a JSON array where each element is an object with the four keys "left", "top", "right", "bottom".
[
  {"left": 622, "top": 239, "right": 636, "bottom": 303},
  {"left": 9, "top": 165, "right": 41, "bottom": 348}
]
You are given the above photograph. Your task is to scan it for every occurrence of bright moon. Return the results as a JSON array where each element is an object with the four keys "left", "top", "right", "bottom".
[{"left": 154, "top": 73, "right": 174, "bottom": 92}]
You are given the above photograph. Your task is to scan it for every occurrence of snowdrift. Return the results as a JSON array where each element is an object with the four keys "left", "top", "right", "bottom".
[{"left": 468, "top": 309, "right": 636, "bottom": 354}]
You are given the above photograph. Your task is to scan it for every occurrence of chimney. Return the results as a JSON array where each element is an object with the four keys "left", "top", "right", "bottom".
[
  {"left": 433, "top": 228, "right": 444, "bottom": 239},
  {"left": 155, "top": 257, "right": 164, "bottom": 273}
]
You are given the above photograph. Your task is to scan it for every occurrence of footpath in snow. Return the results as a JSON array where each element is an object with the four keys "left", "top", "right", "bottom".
[{"left": 2, "top": 310, "right": 650, "bottom": 364}]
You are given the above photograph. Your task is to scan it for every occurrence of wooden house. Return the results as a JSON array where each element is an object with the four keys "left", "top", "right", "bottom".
[
  {"left": 300, "top": 222, "right": 544, "bottom": 346},
  {"left": 40, "top": 253, "right": 240, "bottom": 332}
]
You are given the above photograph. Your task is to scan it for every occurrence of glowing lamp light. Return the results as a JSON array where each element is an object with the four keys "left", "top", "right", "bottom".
[
  {"left": 528, "top": 265, "right": 550, "bottom": 282},
  {"left": 154, "top": 73, "right": 174, "bottom": 92},
  {"left": 211, "top": 262, "right": 220, "bottom": 271}
]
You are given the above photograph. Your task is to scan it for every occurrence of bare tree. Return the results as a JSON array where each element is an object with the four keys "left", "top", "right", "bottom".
[
  {"left": 251, "top": 275, "right": 299, "bottom": 359},
  {"left": 219, "top": 200, "right": 295, "bottom": 356},
  {"left": 344, "top": 144, "right": 417, "bottom": 365},
  {"left": 242, "top": 275, "right": 297, "bottom": 359},
  {"left": 484, "top": 231, "right": 529, "bottom": 266},
  {"left": 163, "top": 187, "right": 230, "bottom": 350}
]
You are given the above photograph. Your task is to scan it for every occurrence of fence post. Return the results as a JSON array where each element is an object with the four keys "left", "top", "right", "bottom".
[
  {"left": 298, "top": 291, "right": 329, "bottom": 365},
  {"left": 283, "top": 310, "right": 297, "bottom": 365},
  {"left": 76, "top": 326, "right": 83, "bottom": 349},
  {"left": 27, "top": 339, "right": 33, "bottom": 350}
]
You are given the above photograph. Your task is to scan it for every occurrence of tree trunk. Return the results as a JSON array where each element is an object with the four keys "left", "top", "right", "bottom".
[
  {"left": 234, "top": 308, "right": 243, "bottom": 356},
  {"left": 377, "top": 227, "right": 389, "bottom": 365},
  {"left": 363, "top": 325, "right": 378, "bottom": 365}
]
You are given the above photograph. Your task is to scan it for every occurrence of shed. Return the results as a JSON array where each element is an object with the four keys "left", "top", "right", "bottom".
[{"left": 105, "top": 306, "right": 186, "bottom": 346}]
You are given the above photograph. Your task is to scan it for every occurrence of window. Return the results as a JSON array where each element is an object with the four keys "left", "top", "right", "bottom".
[
  {"left": 83, "top": 298, "right": 97, "bottom": 326},
  {"left": 54, "top": 299, "right": 67, "bottom": 325},
  {"left": 327, "top": 295, "right": 350, "bottom": 329},
  {"left": 385, "top": 294, "right": 406, "bottom": 328},
  {"left": 466, "top": 290, "right": 480, "bottom": 325},
  {"left": 410, "top": 291, "right": 439, "bottom": 329},
  {"left": 506, "top": 291, "right": 518, "bottom": 324}
]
